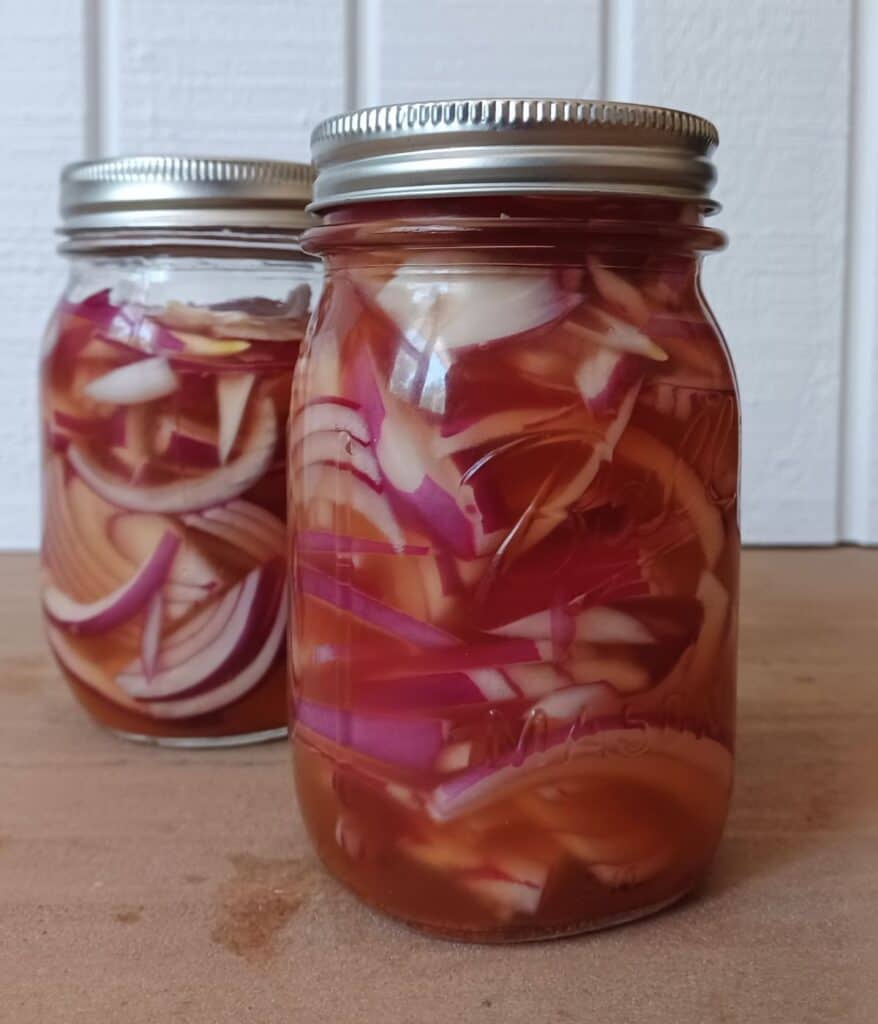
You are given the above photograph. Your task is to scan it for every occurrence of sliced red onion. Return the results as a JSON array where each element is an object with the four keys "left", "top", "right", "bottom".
[
  {"left": 400, "top": 833, "right": 548, "bottom": 918},
  {"left": 501, "top": 662, "right": 576, "bottom": 699},
  {"left": 294, "top": 429, "right": 381, "bottom": 486},
  {"left": 352, "top": 666, "right": 521, "bottom": 712},
  {"left": 575, "top": 346, "right": 645, "bottom": 415},
  {"left": 529, "top": 683, "right": 622, "bottom": 722},
  {"left": 299, "top": 565, "right": 456, "bottom": 649},
  {"left": 587, "top": 257, "right": 650, "bottom": 326},
  {"left": 117, "top": 565, "right": 267, "bottom": 699},
  {"left": 469, "top": 668, "right": 519, "bottom": 701},
  {"left": 163, "top": 330, "right": 247, "bottom": 356},
  {"left": 159, "top": 286, "right": 310, "bottom": 340},
  {"left": 166, "top": 346, "right": 301, "bottom": 376},
  {"left": 108, "top": 512, "right": 222, "bottom": 595},
  {"left": 491, "top": 604, "right": 653, "bottom": 647},
  {"left": 565, "top": 649, "right": 650, "bottom": 694},
  {"left": 216, "top": 373, "right": 255, "bottom": 463},
  {"left": 513, "top": 383, "right": 641, "bottom": 556},
  {"left": 460, "top": 856, "right": 548, "bottom": 918},
  {"left": 374, "top": 263, "right": 581, "bottom": 352},
  {"left": 428, "top": 723, "right": 731, "bottom": 823},
  {"left": 146, "top": 586, "right": 287, "bottom": 719},
  {"left": 296, "top": 699, "right": 448, "bottom": 770},
  {"left": 43, "top": 531, "right": 179, "bottom": 635},
  {"left": 523, "top": 791, "right": 675, "bottom": 889},
  {"left": 154, "top": 583, "right": 242, "bottom": 661},
  {"left": 183, "top": 500, "right": 285, "bottom": 563},
  {"left": 587, "top": 848, "right": 674, "bottom": 889},
  {"left": 432, "top": 407, "right": 558, "bottom": 455},
  {"left": 204, "top": 500, "right": 286, "bottom": 554},
  {"left": 289, "top": 398, "right": 371, "bottom": 448},
  {"left": 62, "top": 290, "right": 169, "bottom": 360},
  {"left": 575, "top": 605, "right": 655, "bottom": 645},
  {"left": 688, "top": 571, "right": 730, "bottom": 683},
  {"left": 351, "top": 671, "right": 505, "bottom": 712},
  {"left": 564, "top": 310, "right": 667, "bottom": 361},
  {"left": 301, "top": 464, "right": 406, "bottom": 550},
  {"left": 84, "top": 357, "right": 179, "bottom": 405},
  {"left": 61, "top": 289, "right": 118, "bottom": 330},
  {"left": 141, "top": 593, "right": 164, "bottom": 680},
  {"left": 398, "top": 832, "right": 483, "bottom": 873},
  {"left": 436, "top": 741, "right": 474, "bottom": 774},
  {"left": 43, "top": 460, "right": 122, "bottom": 599},
  {"left": 53, "top": 406, "right": 127, "bottom": 445},
  {"left": 390, "top": 474, "right": 486, "bottom": 559},
  {"left": 348, "top": 344, "right": 497, "bottom": 558},
  {"left": 315, "top": 637, "right": 543, "bottom": 681},
  {"left": 641, "top": 315, "right": 732, "bottom": 389},
  {"left": 158, "top": 426, "right": 220, "bottom": 468},
  {"left": 67, "top": 396, "right": 277, "bottom": 513},
  {"left": 297, "top": 530, "right": 429, "bottom": 556},
  {"left": 615, "top": 426, "right": 724, "bottom": 568}
]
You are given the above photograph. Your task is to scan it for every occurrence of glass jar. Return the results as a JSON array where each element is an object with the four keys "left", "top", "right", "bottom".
[
  {"left": 41, "top": 156, "right": 320, "bottom": 745},
  {"left": 291, "top": 100, "right": 739, "bottom": 940}
]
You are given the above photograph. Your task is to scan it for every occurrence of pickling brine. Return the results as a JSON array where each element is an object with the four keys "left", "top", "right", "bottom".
[{"left": 291, "top": 101, "right": 739, "bottom": 940}]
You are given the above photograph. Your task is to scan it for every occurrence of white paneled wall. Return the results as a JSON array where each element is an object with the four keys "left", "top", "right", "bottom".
[
  {"left": 0, "top": 2, "right": 85, "bottom": 548},
  {"left": 627, "top": 0, "right": 853, "bottom": 544},
  {"left": 2, "top": 0, "right": 875, "bottom": 547}
]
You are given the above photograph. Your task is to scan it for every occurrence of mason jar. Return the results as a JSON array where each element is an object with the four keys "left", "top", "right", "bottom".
[
  {"left": 290, "top": 99, "right": 739, "bottom": 940},
  {"left": 40, "top": 156, "right": 319, "bottom": 745}
]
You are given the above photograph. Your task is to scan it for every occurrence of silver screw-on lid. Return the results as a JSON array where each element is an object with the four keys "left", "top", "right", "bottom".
[
  {"left": 310, "top": 98, "right": 719, "bottom": 212},
  {"left": 60, "top": 155, "right": 314, "bottom": 233}
]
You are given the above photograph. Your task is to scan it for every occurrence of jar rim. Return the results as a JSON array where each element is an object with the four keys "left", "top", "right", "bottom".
[{"left": 309, "top": 98, "right": 719, "bottom": 213}]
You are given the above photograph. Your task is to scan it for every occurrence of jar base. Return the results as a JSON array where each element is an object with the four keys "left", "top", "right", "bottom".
[
  {"left": 400, "top": 885, "right": 695, "bottom": 944},
  {"left": 106, "top": 726, "right": 288, "bottom": 749}
]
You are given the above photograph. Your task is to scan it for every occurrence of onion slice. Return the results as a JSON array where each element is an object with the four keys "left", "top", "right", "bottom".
[
  {"left": 289, "top": 398, "right": 371, "bottom": 448},
  {"left": 374, "top": 262, "right": 581, "bottom": 352},
  {"left": 145, "top": 586, "right": 287, "bottom": 719},
  {"left": 299, "top": 565, "right": 456, "bottom": 649},
  {"left": 184, "top": 500, "right": 285, "bottom": 563},
  {"left": 297, "top": 530, "right": 428, "bottom": 556},
  {"left": 117, "top": 564, "right": 272, "bottom": 699},
  {"left": 216, "top": 373, "right": 255, "bottom": 463},
  {"left": 43, "top": 531, "right": 180, "bottom": 635},
  {"left": 294, "top": 430, "right": 381, "bottom": 486},
  {"left": 67, "top": 396, "right": 277, "bottom": 514},
  {"left": 429, "top": 724, "right": 732, "bottom": 822},
  {"left": 296, "top": 699, "right": 448, "bottom": 770},
  {"left": 84, "top": 357, "right": 179, "bottom": 405}
]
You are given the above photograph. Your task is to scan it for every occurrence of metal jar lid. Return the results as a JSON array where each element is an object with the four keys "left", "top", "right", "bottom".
[
  {"left": 309, "top": 98, "right": 719, "bottom": 212},
  {"left": 60, "top": 155, "right": 314, "bottom": 234}
]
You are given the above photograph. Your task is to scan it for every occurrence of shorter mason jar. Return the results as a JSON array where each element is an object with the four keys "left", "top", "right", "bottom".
[
  {"left": 291, "top": 100, "right": 739, "bottom": 940},
  {"left": 41, "top": 156, "right": 320, "bottom": 745}
]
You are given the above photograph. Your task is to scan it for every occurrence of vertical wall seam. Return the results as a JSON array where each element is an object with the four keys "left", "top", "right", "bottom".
[
  {"left": 346, "top": 0, "right": 381, "bottom": 109},
  {"left": 84, "top": 0, "right": 119, "bottom": 157},
  {"left": 839, "top": 0, "right": 877, "bottom": 543},
  {"left": 83, "top": 0, "right": 101, "bottom": 157},
  {"left": 343, "top": 0, "right": 358, "bottom": 111},
  {"left": 601, "top": 0, "right": 634, "bottom": 102}
]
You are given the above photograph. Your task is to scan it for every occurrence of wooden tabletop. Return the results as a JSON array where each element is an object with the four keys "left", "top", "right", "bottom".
[{"left": 1, "top": 549, "right": 876, "bottom": 1024}]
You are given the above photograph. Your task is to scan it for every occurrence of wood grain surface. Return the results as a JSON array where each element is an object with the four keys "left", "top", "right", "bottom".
[{"left": 1, "top": 550, "right": 876, "bottom": 1023}]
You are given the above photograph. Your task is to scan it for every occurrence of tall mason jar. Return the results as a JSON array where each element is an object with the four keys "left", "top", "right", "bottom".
[
  {"left": 290, "top": 100, "right": 739, "bottom": 940},
  {"left": 41, "top": 156, "right": 320, "bottom": 745}
]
